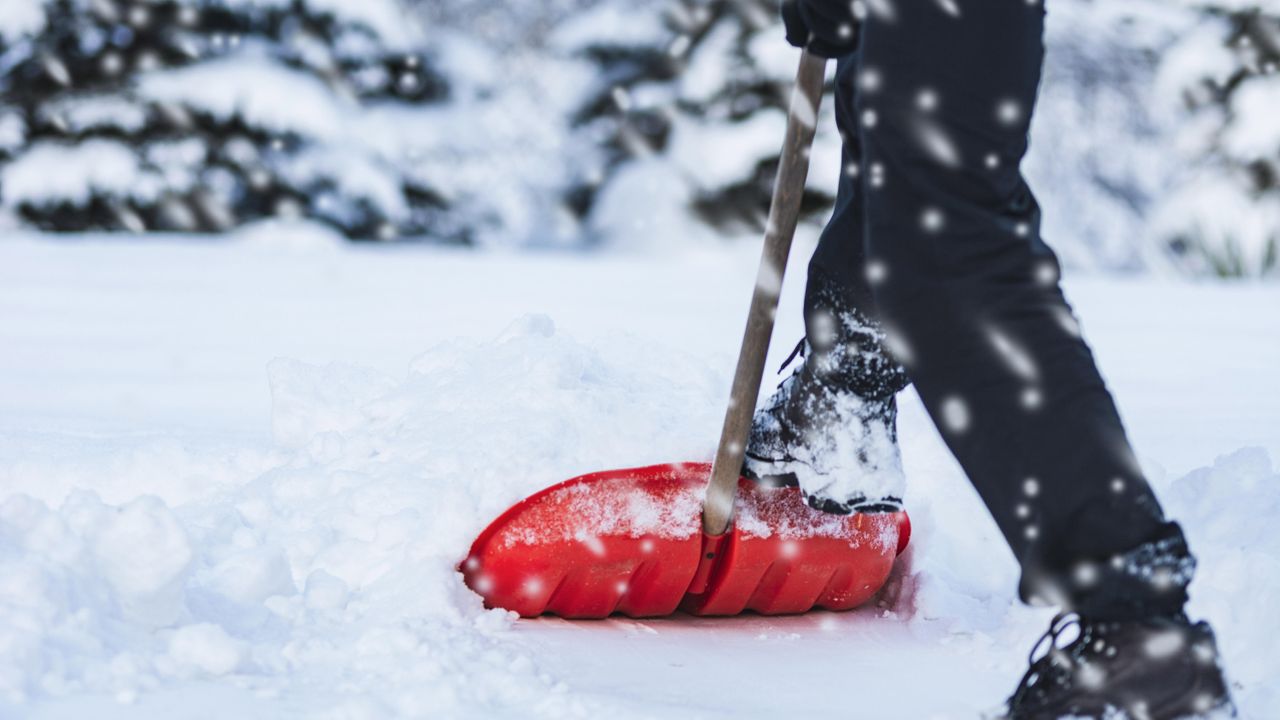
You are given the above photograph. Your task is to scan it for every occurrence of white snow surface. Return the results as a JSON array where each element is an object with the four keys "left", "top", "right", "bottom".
[{"left": 0, "top": 229, "right": 1278, "bottom": 718}]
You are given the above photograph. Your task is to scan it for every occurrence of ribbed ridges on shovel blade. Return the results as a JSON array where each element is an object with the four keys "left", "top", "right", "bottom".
[
  {"left": 680, "top": 500, "right": 901, "bottom": 616},
  {"left": 461, "top": 464, "right": 908, "bottom": 619},
  {"left": 462, "top": 465, "right": 705, "bottom": 619}
]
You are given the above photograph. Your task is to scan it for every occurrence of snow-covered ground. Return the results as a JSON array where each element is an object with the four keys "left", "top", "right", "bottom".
[{"left": 1, "top": 226, "right": 1278, "bottom": 718}]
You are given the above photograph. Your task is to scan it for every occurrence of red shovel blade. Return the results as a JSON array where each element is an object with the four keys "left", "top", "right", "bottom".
[{"left": 461, "top": 463, "right": 909, "bottom": 619}]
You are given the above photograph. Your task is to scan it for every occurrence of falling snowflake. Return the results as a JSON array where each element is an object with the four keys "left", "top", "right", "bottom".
[
  {"left": 865, "top": 259, "right": 888, "bottom": 285},
  {"left": 1191, "top": 694, "right": 1217, "bottom": 713},
  {"left": 1075, "top": 661, "right": 1106, "bottom": 690},
  {"left": 940, "top": 395, "right": 970, "bottom": 433},
  {"left": 1034, "top": 261, "right": 1058, "bottom": 285},
  {"left": 996, "top": 99, "right": 1023, "bottom": 125},
  {"left": 1021, "top": 387, "right": 1043, "bottom": 410},
  {"left": 1143, "top": 629, "right": 1186, "bottom": 659},
  {"left": 611, "top": 86, "right": 632, "bottom": 111},
  {"left": 920, "top": 207, "right": 945, "bottom": 232},
  {"left": 810, "top": 310, "right": 837, "bottom": 346},
  {"left": 986, "top": 325, "right": 1039, "bottom": 381},
  {"left": 1052, "top": 308, "right": 1083, "bottom": 338},
  {"left": 1074, "top": 562, "right": 1100, "bottom": 587},
  {"left": 860, "top": 68, "right": 883, "bottom": 92},
  {"left": 755, "top": 258, "right": 783, "bottom": 296},
  {"left": 869, "top": 162, "right": 885, "bottom": 188},
  {"left": 934, "top": 0, "right": 962, "bottom": 18},
  {"left": 883, "top": 326, "right": 915, "bottom": 365},
  {"left": 101, "top": 52, "right": 124, "bottom": 75},
  {"left": 915, "top": 119, "right": 962, "bottom": 168}
]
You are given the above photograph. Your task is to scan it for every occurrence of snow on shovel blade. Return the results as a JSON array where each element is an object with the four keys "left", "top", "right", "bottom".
[{"left": 461, "top": 463, "right": 910, "bottom": 619}]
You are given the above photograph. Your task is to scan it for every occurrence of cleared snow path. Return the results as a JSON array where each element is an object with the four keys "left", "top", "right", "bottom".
[{"left": 1, "top": 228, "right": 1278, "bottom": 718}]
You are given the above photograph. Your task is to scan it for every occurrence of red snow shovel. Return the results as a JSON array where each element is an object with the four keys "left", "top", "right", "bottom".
[{"left": 461, "top": 51, "right": 910, "bottom": 619}]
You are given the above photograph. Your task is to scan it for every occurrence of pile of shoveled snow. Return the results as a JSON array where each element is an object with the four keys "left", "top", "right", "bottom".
[
  {"left": 0, "top": 315, "right": 725, "bottom": 715},
  {"left": 1164, "top": 447, "right": 1280, "bottom": 710},
  {"left": 893, "top": 442, "right": 1280, "bottom": 716}
]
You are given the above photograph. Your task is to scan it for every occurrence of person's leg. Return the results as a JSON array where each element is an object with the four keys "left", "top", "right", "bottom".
[
  {"left": 804, "top": 54, "right": 909, "bottom": 401},
  {"left": 855, "top": 0, "right": 1190, "bottom": 619},
  {"left": 743, "top": 50, "right": 912, "bottom": 512}
]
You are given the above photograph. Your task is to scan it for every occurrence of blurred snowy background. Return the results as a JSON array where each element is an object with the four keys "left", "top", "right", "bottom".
[
  {"left": 0, "top": 0, "right": 1276, "bottom": 277},
  {"left": 3, "top": 2, "right": 1280, "bottom": 717}
]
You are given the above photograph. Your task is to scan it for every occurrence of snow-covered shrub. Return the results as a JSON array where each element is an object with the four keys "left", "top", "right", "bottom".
[
  {"left": 0, "top": 0, "right": 474, "bottom": 241},
  {"left": 1151, "top": 4, "right": 1280, "bottom": 277},
  {"left": 558, "top": 0, "right": 840, "bottom": 247},
  {"left": 558, "top": 0, "right": 1280, "bottom": 273},
  {"left": 1021, "top": 2, "right": 1188, "bottom": 273},
  {"left": 1, "top": 0, "right": 1277, "bottom": 273}
]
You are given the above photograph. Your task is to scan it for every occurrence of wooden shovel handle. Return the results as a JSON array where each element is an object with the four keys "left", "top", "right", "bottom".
[{"left": 703, "top": 50, "right": 828, "bottom": 536}]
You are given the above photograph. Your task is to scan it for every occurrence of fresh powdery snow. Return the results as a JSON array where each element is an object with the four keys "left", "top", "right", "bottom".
[{"left": 1, "top": 226, "right": 1278, "bottom": 718}]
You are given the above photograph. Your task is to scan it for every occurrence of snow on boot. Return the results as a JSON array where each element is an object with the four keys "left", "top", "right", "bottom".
[
  {"left": 743, "top": 336, "right": 906, "bottom": 514},
  {"left": 997, "top": 612, "right": 1234, "bottom": 720}
]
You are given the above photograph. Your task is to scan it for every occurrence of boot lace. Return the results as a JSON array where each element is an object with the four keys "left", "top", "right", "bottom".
[
  {"left": 777, "top": 337, "right": 806, "bottom": 375},
  {"left": 1006, "top": 612, "right": 1088, "bottom": 712}
]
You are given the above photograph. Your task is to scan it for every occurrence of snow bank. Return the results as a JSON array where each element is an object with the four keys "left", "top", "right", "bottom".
[
  {"left": 0, "top": 492, "right": 194, "bottom": 701},
  {"left": 0, "top": 238, "right": 1276, "bottom": 716},
  {"left": 0, "top": 314, "right": 723, "bottom": 713},
  {"left": 4, "top": 307, "right": 1273, "bottom": 713},
  {"left": 889, "top": 442, "right": 1280, "bottom": 717},
  {"left": 1167, "top": 448, "right": 1280, "bottom": 714}
]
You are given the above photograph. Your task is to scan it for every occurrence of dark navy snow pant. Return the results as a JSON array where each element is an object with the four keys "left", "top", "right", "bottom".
[{"left": 807, "top": 0, "right": 1191, "bottom": 619}]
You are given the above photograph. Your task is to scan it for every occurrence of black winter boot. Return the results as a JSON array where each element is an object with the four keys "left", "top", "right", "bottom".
[
  {"left": 743, "top": 332, "right": 907, "bottom": 514},
  {"left": 998, "top": 612, "right": 1234, "bottom": 719}
]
